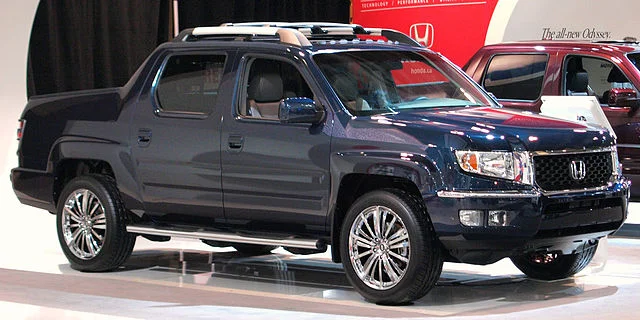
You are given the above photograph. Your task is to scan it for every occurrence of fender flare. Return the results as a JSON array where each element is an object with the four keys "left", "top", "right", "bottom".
[
  {"left": 47, "top": 136, "right": 143, "bottom": 212},
  {"left": 327, "top": 150, "right": 444, "bottom": 262}
]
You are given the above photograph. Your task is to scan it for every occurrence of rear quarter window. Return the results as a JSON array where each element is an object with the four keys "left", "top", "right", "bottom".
[{"left": 482, "top": 54, "right": 548, "bottom": 101}]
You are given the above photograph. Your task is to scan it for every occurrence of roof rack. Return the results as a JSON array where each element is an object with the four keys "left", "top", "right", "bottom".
[
  {"left": 174, "top": 26, "right": 312, "bottom": 46},
  {"left": 593, "top": 40, "right": 640, "bottom": 45},
  {"left": 173, "top": 22, "right": 421, "bottom": 48}
]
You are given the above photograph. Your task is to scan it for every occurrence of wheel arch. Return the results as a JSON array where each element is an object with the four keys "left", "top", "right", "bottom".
[
  {"left": 328, "top": 153, "right": 442, "bottom": 263},
  {"left": 49, "top": 137, "right": 143, "bottom": 212},
  {"left": 53, "top": 158, "right": 115, "bottom": 206}
]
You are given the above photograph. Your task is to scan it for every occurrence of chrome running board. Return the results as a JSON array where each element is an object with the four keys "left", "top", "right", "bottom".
[{"left": 126, "top": 225, "right": 325, "bottom": 250}]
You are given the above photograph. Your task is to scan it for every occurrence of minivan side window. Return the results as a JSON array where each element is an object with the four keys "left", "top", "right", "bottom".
[
  {"left": 563, "top": 55, "right": 638, "bottom": 105},
  {"left": 483, "top": 54, "right": 548, "bottom": 100},
  {"left": 156, "top": 55, "right": 226, "bottom": 114}
]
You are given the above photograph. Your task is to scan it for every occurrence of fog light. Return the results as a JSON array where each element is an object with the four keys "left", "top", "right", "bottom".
[
  {"left": 488, "top": 210, "right": 515, "bottom": 226},
  {"left": 459, "top": 210, "right": 484, "bottom": 227}
]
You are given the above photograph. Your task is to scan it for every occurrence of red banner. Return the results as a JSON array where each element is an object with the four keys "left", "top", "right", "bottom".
[{"left": 352, "top": 0, "right": 499, "bottom": 66}]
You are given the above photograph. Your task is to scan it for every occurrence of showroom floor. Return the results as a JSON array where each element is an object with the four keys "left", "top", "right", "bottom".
[{"left": 1, "top": 191, "right": 639, "bottom": 319}]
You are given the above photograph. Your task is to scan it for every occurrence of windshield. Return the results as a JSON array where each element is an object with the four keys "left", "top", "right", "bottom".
[{"left": 314, "top": 50, "right": 494, "bottom": 116}]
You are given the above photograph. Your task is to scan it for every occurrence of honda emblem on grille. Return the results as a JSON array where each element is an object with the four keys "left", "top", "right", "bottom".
[
  {"left": 409, "top": 23, "right": 434, "bottom": 48},
  {"left": 570, "top": 160, "right": 586, "bottom": 180}
]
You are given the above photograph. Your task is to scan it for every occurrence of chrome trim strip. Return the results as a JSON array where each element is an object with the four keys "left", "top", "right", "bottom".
[
  {"left": 437, "top": 190, "right": 541, "bottom": 199},
  {"left": 539, "top": 184, "right": 612, "bottom": 196},
  {"left": 531, "top": 146, "right": 614, "bottom": 156},
  {"left": 126, "top": 225, "right": 324, "bottom": 250},
  {"left": 617, "top": 144, "right": 640, "bottom": 149}
]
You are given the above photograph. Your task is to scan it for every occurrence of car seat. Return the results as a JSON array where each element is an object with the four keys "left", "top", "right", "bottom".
[
  {"left": 247, "top": 63, "right": 284, "bottom": 119},
  {"left": 566, "top": 58, "right": 589, "bottom": 96},
  {"left": 332, "top": 75, "right": 371, "bottom": 112}
]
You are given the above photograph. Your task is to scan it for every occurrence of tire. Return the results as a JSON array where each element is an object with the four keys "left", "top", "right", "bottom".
[
  {"left": 232, "top": 243, "right": 277, "bottom": 256},
  {"left": 56, "top": 175, "right": 136, "bottom": 272},
  {"left": 340, "top": 189, "right": 443, "bottom": 305},
  {"left": 510, "top": 242, "right": 598, "bottom": 280}
]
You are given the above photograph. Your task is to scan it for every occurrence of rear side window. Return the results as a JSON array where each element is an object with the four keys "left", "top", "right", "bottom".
[
  {"left": 483, "top": 54, "right": 548, "bottom": 100},
  {"left": 156, "top": 55, "right": 226, "bottom": 114}
]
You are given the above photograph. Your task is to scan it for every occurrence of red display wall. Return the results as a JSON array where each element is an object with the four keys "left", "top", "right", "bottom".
[{"left": 352, "top": 0, "right": 499, "bottom": 66}]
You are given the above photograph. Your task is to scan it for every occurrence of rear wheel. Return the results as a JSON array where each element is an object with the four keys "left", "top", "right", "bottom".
[
  {"left": 510, "top": 242, "right": 598, "bottom": 280},
  {"left": 340, "top": 189, "right": 442, "bottom": 305},
  {"left": 56, "top": 175, "right": 136, "bottom": 271}
]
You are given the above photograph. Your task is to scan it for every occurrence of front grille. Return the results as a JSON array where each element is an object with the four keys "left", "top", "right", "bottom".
[{"left": 533, "top": 151, "right": 612, "bottom": 191}]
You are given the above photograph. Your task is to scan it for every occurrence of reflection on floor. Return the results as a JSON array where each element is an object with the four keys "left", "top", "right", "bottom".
[{"left": 1, "top": 200, "right": 640, "bottom": 319}]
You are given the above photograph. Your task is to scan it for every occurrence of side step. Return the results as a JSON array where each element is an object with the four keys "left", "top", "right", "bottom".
[{"left": 126, "top": 225, "right": 325, "bottom": 250}]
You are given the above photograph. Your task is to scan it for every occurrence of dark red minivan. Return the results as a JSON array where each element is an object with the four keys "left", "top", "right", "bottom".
[{"left": 465, "top": 41, "right": 640, "bottom": 196}]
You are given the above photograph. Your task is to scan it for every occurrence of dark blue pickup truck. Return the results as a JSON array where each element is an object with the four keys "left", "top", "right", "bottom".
[{"left": 11, "top": 23, "right": 629, "bottom": 304}]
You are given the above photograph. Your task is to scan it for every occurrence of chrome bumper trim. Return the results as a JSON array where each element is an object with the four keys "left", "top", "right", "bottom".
[
  {"left": 541, "top": 185, "right": 610, "bottom": 196},
  {"left": 437, "top": 190, "right": 541, "bottom": 199}
]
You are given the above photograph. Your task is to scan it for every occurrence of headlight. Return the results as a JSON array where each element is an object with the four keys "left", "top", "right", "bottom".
[{"left": 455, "top": 150, "right": 533, "bottom": 185}]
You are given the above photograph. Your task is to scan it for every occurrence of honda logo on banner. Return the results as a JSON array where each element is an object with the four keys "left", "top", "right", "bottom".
[{"left": 409, "top": 23, "right": 434, "bottom": 48}]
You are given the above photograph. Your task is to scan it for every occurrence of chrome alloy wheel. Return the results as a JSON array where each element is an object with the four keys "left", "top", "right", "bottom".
[
  {"left": 61, "top": 189, "right": 107, "bottom": 260},
  {"left": 348, "top": 205, "right": 410, "bottom": 290}
]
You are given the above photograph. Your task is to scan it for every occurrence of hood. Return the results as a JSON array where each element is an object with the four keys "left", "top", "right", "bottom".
[{"left": 351, "top": 106, "right": 614, "bottom": 152}]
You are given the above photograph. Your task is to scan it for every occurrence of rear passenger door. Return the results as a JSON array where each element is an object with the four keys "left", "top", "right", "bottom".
[
  {"left": 220, "top": 53, "right": 332, "bottom": 232},
  {"left": 131, "top": 51, "right": 232, "bottom": 225},
  {"left": 477, "top": 52, "right": 551, "bottom": 112}
]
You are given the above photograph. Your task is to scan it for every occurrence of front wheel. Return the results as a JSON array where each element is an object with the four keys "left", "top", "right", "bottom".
[
  {"left": 340, "top": 189, "right": 443, "bottom": 305},
  {"left": 510, "top": 242, "right": 598, "bottom": 280},
  {"left": 56, "top": 175, "right": 136, "bottom": 271}
]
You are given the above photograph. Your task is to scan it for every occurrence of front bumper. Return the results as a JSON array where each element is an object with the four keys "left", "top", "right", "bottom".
[{"left": 428, "top": 178, "right": 629, "bottom": 264}]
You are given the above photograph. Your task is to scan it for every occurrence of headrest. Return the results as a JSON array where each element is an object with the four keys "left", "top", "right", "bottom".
[
  {"left": 248, "top": 72, "right": 283, "bottom": 102},
  {"left": 332, "top": 76, "right": 358, "bottom": 101},
  {"left": 567, "top": 71, "right": 589, "bottom": 92},
  {"left": 607, "top": 67, "right": 629, "bottom": 83},
  {"left": 566, "top": 57, "right": 584, "bottom": 73}
]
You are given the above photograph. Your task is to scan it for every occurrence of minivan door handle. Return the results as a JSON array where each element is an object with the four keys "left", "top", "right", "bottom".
[
  {"left": 228, "top": 134, "right": 244, "bottom": 151},
  {"left": 137, "top": 128, "right": 152, "bottom": 147}
]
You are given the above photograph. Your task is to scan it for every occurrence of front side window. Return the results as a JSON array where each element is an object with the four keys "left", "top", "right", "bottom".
[
  {"left": 483, "top": 54, "right": 548, "bottom": 101},
  {"left": 314, "top": 50, "right": 493, "bottom": 116},
  {"left": 564, "top": 55, "right": 637, "bottom": 105},
  {"left": 156, "top": 55, "right": 226, "bottom": 114},
  {"left": 239, "top": 57, "right": 314, "bottom": 120}
]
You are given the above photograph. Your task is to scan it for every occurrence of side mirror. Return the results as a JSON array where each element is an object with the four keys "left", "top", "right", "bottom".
[
  {"left": 608, "top": 88, "right": 640, "bottom": 116},
  {"left": 279, "top": 97, "right": 324, "bottom": 124},
  {"left": 608, "top": 88, "right": 637, "bottom": 106}
]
